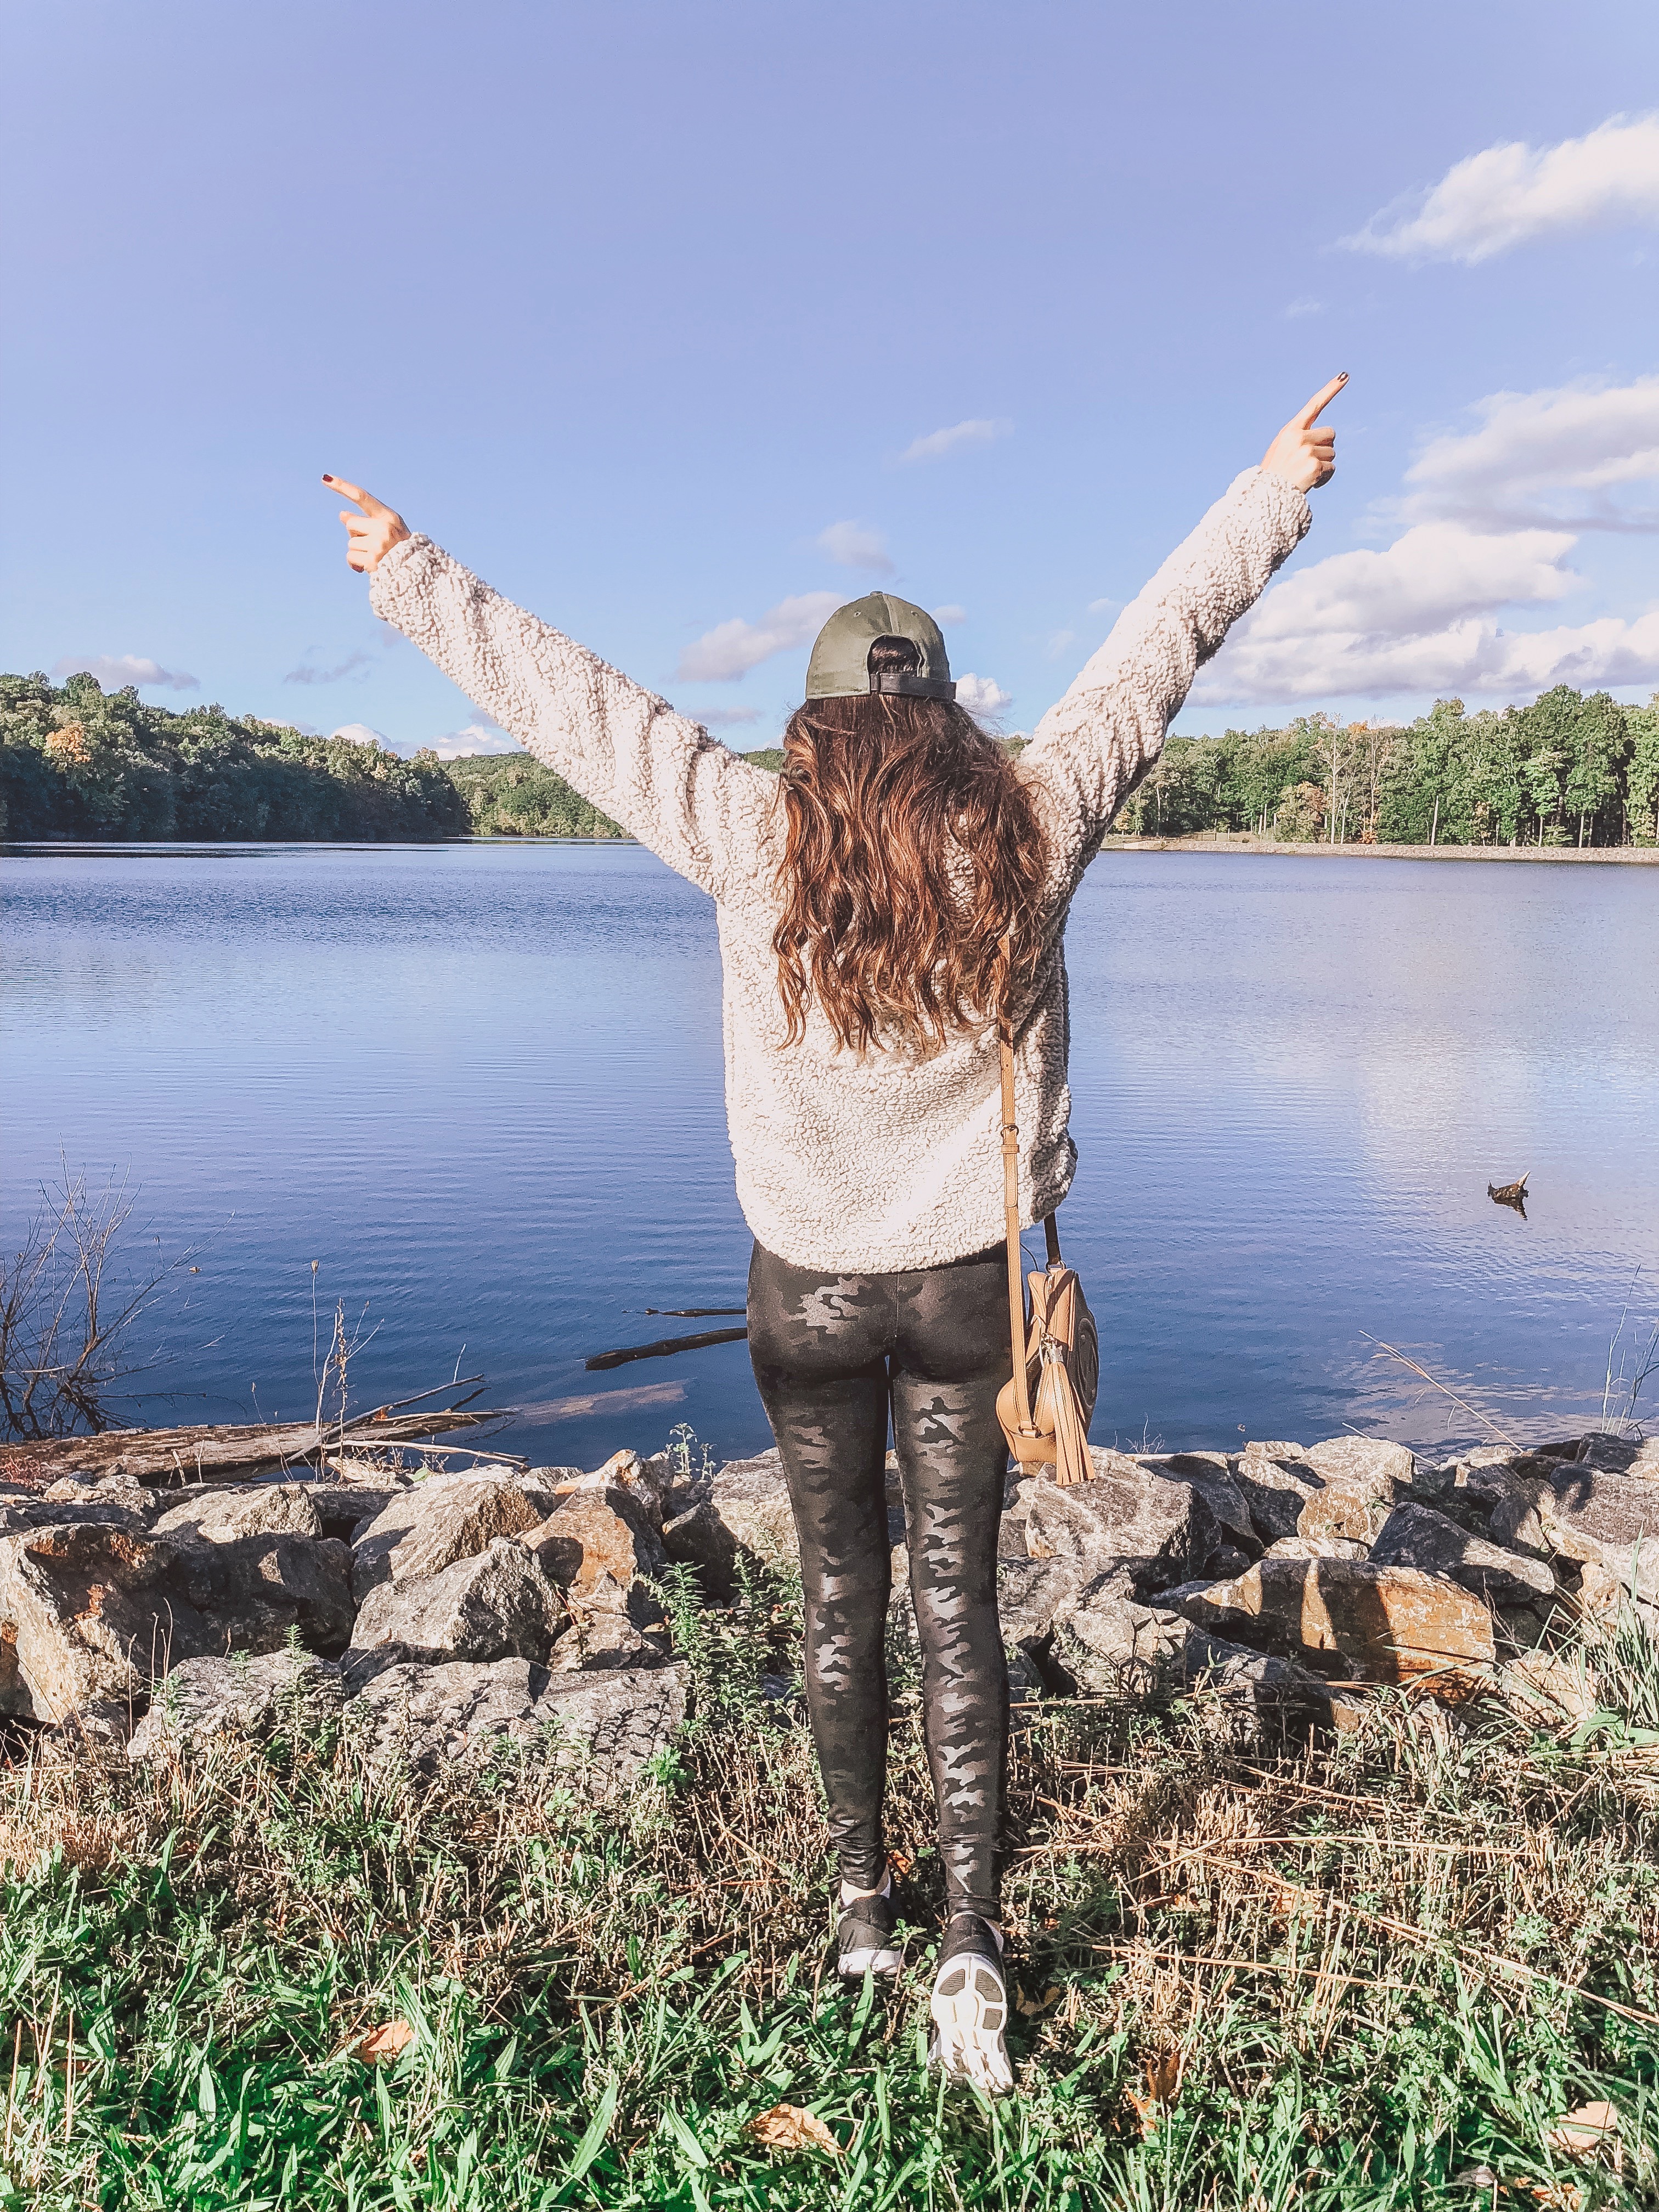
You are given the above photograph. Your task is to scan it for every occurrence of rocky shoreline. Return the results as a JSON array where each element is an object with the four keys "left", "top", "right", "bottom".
[{"left": 3, "top": 1428, "right": 1655, "bottom": 1783}]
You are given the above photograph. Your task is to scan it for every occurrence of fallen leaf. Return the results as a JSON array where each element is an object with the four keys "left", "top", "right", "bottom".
[
  {"left": 354, "top": 2020, "right": 415, "bottom": 2063},
  {"left": 1126, "top": 2049, "right": 1186, "bottom": 2135},
  {"left": 888, "top": 1852, "right": 915, "bottom": 1877},
  {"left": 1016, "top": 1985, "right": 1062, "bottom": 2017},
  {"left": 744, "top": 2103, "right": 840, "bottom": 2157},
  {"left": 1547, "top": 2102, "right": 1620, "bottom": 2169}
]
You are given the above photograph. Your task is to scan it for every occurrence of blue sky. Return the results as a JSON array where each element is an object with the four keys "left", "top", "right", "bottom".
[{"left": 4, "top": 1, "right": 1657, "bottom": 757}]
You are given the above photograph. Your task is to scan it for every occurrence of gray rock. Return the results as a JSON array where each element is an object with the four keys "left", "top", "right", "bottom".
[
  {"left": 1234, "top": 1451, "right": 1322, "bottom": 1545},
  {"left": 171, "top": 1532, "right": 356, "bottom": 1658},
  {"left": 1370, "top": 1502, "right": 1557, "bottom": 1607},
  {"left": 344, "top": 1654, "right": 686, "bottom": 1789},
  {"left": 662, "top": 1499, "right": 746, "bottom": 1603},
  {"left": 127, "top": 1647, "right": 345, "bottom": 1763},
  {"left": 348, "top": 1536, "right": 566, "bottom": 1666},
  {"left": 662, "top": 1449, "right": 798, "bottom": 1601},
  {"left": 1019, "top": 1455, "right": 1234, "bottom": 1590},
  {"left": 351, "top": 1471, "right": 560, "bottom": 1604},
  {"left": 41, "top": 1471, "right": 156, "bottom": 1515},
  {"left": 1265, "top": 1533, "right": 1369, "bottom": 1564},
  {"left": 995, "top": 1554, "right": 1088, "bottom": 1648},
  {"left": 1305, "top": 1436, "right": 1416, "bottom": 1489},
  {"left": 527, "top": 1485, "right": 667, "bottom": 1618},
  {"left": 0, "top": 1522, "right": 356, "bottom": 1722},
  {"left": 1178, "top": 1557, "right": 1495, "bottom": 1688},
  {"left": 548, "top": 1608, "right": 671, "bottom": 1673},
  {"left": 1136, "top": 1453, "right": 1260, "bottom": 1556},
  {"left": 1051, "top": 1567, "right": 1193, "bottom": 1692},
  {"left": 153, "top": 1483, "right": 324, "bottom": 1544},
  {"left": 1527, "top": 1463, "right": 1659, "bottom": 1604}
]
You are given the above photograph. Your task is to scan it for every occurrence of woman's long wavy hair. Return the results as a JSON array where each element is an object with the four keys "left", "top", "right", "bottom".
[{"left": 772, "top": 635, "right": 1049, "bottom": 1055}]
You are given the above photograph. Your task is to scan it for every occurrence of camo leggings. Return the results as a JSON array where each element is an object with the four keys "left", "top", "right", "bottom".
[{"left": 747, "top": 1240, "right": 1009, "bottom": 1922}]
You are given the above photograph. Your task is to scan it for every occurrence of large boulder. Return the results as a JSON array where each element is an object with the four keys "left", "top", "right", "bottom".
[
  {"left": 343, "top": 1654, "right": 686, "bottom": 1790},
  {"left": 1527, "top": 1463, "right": 1659, "bottom": 1605},
  {"left": 0, "top": 1523, "right": 355, "bottom": 1722},
  {"left": 1017, "top": 1453, "right": 1238, "bottom": 1590},
  {"left": 350, "top": 1471, "right": 560, "bottom": 1604},
  {"left": 1369, "top": 1502, "right": 1557, "bottom": 1608},
  {"left": 1234, "top": 1443, "right": 1321, "bottom": 1545},
  {"left": 348, "top": 1536, "right": 566, "bottom": 1667},
  {"left": 1180, "top": 1557, "right": 1494, "bottom": 1690},
  {"left": 1049, "top": 1567, "right": 1192, "bottom": 1692},
  {"left": 527, "top": 1485, "right": 667, "bottom": 1618},
  {"left": 1304, "top": 1437, "right": 1416, "bottom": 1489},
  {"left": 173, "top": 1532, "right": 356, "bottom": 1656},
  {"left": 1133, "top": 1453, "right": 1259, "bottom": 1558},
  {"left": 128, "top": 1647, "right": 345, "bottom": 1763},
  {"left": 663, "top": 1449, "right": 798, "bottom": 1601},
  {"left": 153, "top": 1483, "right": 323, "bottom": 1544}
]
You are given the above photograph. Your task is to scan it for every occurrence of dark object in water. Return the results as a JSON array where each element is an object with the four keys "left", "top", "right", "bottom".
[
  {"left": 586, "top": 1327, "right": 749, "bottom": 1372},
  {"left": 641, "top": 1291, "right": 747, "bottom": 1309},
  {"left": 1488, "top": 1171, "right": 1530, "bottom": 1218}
]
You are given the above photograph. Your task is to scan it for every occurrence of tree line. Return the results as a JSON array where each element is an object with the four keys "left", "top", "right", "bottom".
[
  {"left": 1116, "top": 686, "right": 1659, "bottom": 848},
  {"left": 5, "top": 670, "right": 1656, "bottom": 849}
]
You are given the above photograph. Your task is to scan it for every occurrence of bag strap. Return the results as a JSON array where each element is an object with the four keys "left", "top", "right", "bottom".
[{"left": 1000, "top": 969, "right": 1064, "bottom": 1439}]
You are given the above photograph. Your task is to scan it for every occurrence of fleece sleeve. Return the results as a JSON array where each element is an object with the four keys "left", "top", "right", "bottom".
[
  {"left": 1017, "top": 466, "right": 1312, "bottom": 882},
  {"left": 369, "top": 535, "right": 774, "bottom": 900}
]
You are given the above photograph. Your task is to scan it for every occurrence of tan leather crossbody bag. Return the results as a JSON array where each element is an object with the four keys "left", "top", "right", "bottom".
[{"left": 994, "top": 1015, "right": 1100, "bottom": 1487}]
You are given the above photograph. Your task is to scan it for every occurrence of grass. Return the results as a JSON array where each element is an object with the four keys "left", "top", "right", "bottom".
[{"left": 2, "top": 1559, "right": 1657, "bottom": 2209}]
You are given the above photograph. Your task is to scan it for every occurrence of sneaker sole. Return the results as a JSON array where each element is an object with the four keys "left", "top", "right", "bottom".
[
  {"left": 929, "top": 1955, "right": 1012, "bottom": 2095},
  {"left": 839, "top": 1944, "right": 904, "bottom": 1978}
]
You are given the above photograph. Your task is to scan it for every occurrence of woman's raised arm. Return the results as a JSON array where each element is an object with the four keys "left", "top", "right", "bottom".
[
  {"left": 320, "top": 476, "right": 772, "bottom": 901},
  {"left": 1017, "top": 376, "right": 1347, "bottom": 887}
]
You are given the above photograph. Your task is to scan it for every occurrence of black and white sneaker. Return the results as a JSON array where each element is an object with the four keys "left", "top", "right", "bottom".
[
  {"left": 928, "top": 1914, "right": 1013, "bottom": 2094},
  {"left": 837, "top": 1875, "right": 903, "bottom": 1979}
]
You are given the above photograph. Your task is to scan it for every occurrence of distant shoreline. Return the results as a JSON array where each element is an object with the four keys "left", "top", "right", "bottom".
[{"left": 1101, "top": 835, "right": 1659, "bottom": 866}]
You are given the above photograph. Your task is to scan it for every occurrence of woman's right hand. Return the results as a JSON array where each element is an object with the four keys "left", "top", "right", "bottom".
[
  {"left": 321, "top": 475, "right": 412, "bottom": 572},
  {"left": 1260, "top": 375, "right": 1347, "bottom": 493}
]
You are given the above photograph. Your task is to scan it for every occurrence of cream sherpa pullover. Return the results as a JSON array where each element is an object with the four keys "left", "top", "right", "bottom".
[{"left": 370, "top": 465, "right": 1310, "bottom": 1273}]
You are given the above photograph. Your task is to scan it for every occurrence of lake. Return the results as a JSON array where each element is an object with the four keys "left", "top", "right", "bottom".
[{"left": 3, "top": 841, "right": 1656, "bottom": 1472}]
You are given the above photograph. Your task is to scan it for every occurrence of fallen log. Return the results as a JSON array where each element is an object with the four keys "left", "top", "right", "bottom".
[
  {"left": 0, "top": 1402, "right": 512, "bottom": 1489},
  {"left": 585, "top": 1327, "right": 748, "bottom": 1372}
]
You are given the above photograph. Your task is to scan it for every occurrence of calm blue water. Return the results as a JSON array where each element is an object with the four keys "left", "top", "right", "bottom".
[{"left": 4, "top": 841, "right": 1657, "bottom": 1469}]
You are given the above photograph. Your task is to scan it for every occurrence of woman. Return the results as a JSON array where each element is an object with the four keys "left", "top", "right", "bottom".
[{"left": 324, "top": 375, "right": 1342, "bottom": 2094}]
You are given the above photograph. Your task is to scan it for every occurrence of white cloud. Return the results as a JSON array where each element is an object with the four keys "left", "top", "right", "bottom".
[
  {"left": 1285, "top": 296, "right": 1323, "bottom": 318},
  {"left": 900, "top": 417, "right": 1012, "bottom": 464},
  {"left": 676, "top": 591, "right": 842, "bottom": 682},
  {"left": 1046, "top": 629, "right": 1077, "bottom": 658},
  {"left": 955, "top": 673, "right": 1012, "bottom": 715},
  {"left": 1195, "top": 372, "right": 1659, "bottom": 709},
  {"left": 931, "top": 603, "right": 967, "bottom": 627},
  {"left": 1087, "top": 596, "right": 1120, "bottom": 617},
  {"left": 331, "top": 723, "right": 392, "bottom": 748},
  {"left": 285, "top": 649, "right": 373, "bottom": 685},
  {"left": 52, "top": 653, "right": 198, "bottom": 691},
  {"left": 696, "top": 706, "right": 762, "bottom": 729},
  {"left": 817, "top": 520, "right": 893, "bottom": 573},
  {"left": 1344, "top": 112, "right": 1659, "bottom": 264},
  {"left": 1400, "top": 377, "right": 1659, "bottom": 531}
]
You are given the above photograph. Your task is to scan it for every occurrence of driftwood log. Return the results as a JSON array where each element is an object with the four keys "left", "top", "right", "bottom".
[
  {"left": 585, "top": 1327, "right": 748, "bottom": 1372},
  {"left": 0, "top": 1389, "right": 512, "bottom": 1489}
]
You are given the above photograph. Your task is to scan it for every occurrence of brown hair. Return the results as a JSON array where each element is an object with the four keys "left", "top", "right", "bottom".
[{"left": 772, "top": 636, "right": 1048, "bottom": 1054}]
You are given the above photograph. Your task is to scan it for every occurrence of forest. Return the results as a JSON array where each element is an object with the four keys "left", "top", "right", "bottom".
[
  {"left": 3, "top": 670, "right": 1656, "bottom": 847},
  {"left": 1116, "top": 685, "right": 1659, "bottom": 848}
]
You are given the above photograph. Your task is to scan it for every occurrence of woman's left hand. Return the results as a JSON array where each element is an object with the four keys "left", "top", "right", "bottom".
[
  {"left": 322, "top": 475, "right": 412, "bottom": 572},
  {"left": 1260, "top": 375, "right": 1347, "bottom": 493}
]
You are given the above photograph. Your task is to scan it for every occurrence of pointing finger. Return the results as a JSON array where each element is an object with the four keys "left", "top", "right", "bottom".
[
  {"left": 1297, "top": 373, "right": 1349, "bottom": 429},
  {"left": 323, "top": 473, "right": 383, "bottom": 514}
]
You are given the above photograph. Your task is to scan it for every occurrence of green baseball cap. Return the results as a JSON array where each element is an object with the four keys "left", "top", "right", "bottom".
[{"left": 804, "top": 591, "right": 956, "bottom": 702}]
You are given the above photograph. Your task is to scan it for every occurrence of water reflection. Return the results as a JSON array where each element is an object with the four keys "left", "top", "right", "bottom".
[{"left": 3, "top": 843, "right": 1656, "bottom": 1466}]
